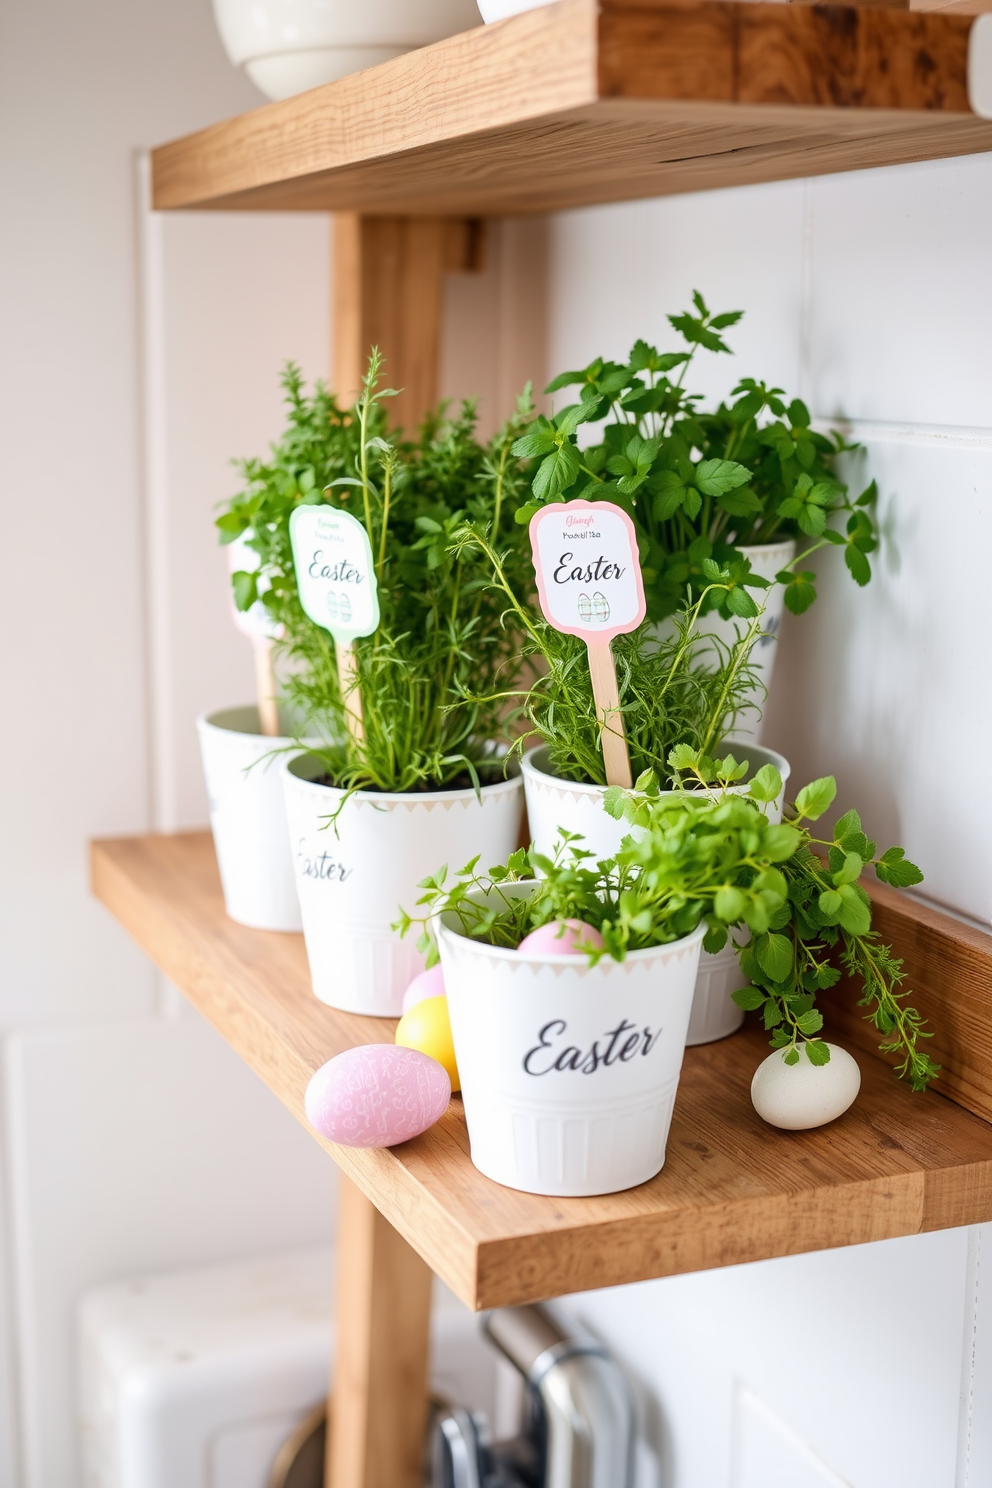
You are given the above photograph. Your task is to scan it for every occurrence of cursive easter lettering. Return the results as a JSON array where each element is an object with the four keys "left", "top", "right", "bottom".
[
  {"left": 297, "top": 840, "right": 353, "bottom": 882},
  {"left": 523, "top": 1018, "right": 663, "bottom": 1076},
  {"left": 308, "top": 550, "right": 365, "bottom": 585},
  {"left": 552, "top": 553, "right": 626, "bottom": 585}
]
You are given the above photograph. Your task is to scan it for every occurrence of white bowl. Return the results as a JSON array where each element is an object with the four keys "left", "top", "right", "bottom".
[
  {"left": 478, "top": 0, "right": 555, "bottom": 20},
  {"left": 213, "top": 0, "right": 483, "bottom": 99}
]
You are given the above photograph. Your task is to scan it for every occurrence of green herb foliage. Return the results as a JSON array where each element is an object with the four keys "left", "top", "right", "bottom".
[
  {"left": 512, "top": 292, "right": 879, "bottom": 621},
  {"left": 610, "top": 749, "right": 935, "bottom": 1088},
  {"left": 399, "top": 752, "right": 935, "bottom": 1089},
  {"left": 452, "top": 522, "right": 764, "bottom": 785},
  {"left": 216, "top": 356, "right": 536, "bottom": 793}
]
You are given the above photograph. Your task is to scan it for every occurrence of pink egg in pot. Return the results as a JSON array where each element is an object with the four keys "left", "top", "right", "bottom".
[
  {"left": 401, "top": 962, "right": 446, "bottom": 1013},
  {"left": 305, "top": 1044, "right": 451, "bottom": 1148},
  {"left": 517, "top": 918, "right": 604, "bottom": 956}
]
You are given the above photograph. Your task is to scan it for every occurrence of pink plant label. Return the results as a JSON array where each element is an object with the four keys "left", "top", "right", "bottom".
[{"left": 529, "top": 500, "right": 646, "bottom": 646}]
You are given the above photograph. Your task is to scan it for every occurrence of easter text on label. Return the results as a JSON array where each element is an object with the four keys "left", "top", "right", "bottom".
[
  {"left": 297, "top": 839, "right": 353, "bottom": 883},
  {"left": 307, "top": 550, "right": 365, "bottom": 585},
  {"left": 553, "top": 553, "right": 626, "bottom": 585},
  {"left": 523, "top": 1017, "right": 663, "bottom": 1076}
]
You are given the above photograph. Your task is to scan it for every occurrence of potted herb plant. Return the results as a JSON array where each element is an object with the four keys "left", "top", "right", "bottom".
[
  {"left": 398, "top": 759, "right": 933, "bottom": 1196},
  {"left": 511, "top": 293, "right": 880, "bottom": 739},
  {"left": 218, "top": 356, "right": 535, "bottom": 1016},
  {"left": 197, "top": 527, "right": 313, "bottom": 933},
  {"left": 454, "top": 522, "right": 791, "bottom": 1043},
  {"left": 611, "top": 750, "right": 936, "bottom": 1090}
]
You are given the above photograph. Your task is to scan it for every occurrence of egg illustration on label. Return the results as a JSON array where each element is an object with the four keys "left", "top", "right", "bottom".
[
  {"left": 577, "top": 592, "right": 593, "bottom": 622},
  {"left": 305, "top": 1044, "right": 450, "bottom": 1148},
  {"left": 517, "top": 918, "right": 605, "bottom": 956},
  {"left": 591, "top": 591, "right": 611, "bottom": 623},
  {"left": 750, "top": 1043, "right": 861, "bottom": 1130}
]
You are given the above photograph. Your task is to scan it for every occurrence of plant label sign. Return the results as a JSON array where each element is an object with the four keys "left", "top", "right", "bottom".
[
  {"left": 290, "top": 505, "right": 380, "bottom": 744},
  {"left": 529, "top": 499, "right": 646, "bottom": 644},
  {"left": 290, "top": 506, "right": 380, "bottom": 641},
  {"left": 529, "top": 499, "right": 646, "bottom": 788}
]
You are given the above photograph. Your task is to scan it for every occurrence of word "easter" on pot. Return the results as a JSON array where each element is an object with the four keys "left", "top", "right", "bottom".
[
  {"left": 297, "top": 841, "right": 353, "bottom": 882},
  {"left": 524, "top": 1017, "right": 663, "bottom": 1076}
]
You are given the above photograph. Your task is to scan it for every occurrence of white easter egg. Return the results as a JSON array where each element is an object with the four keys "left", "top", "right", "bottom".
[{"left": 750, "top": 1043, "right": 861, "bottom": 1130}]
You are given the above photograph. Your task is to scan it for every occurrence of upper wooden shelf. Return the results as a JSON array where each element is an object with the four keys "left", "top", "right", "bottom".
[
  {"left": 151, "top": 0, "right": 992, "bottom": 217},
  {"left": 92, "top": 830, "right": 992, "bottom": 1311}
]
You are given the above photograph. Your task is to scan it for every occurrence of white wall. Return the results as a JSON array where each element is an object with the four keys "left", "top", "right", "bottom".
[
  {"left": 546, "top": 152, "right": 992, "bottom": 1486},
  {"left": 0, "top": 5, "right": 339, "bottom": 1485}
]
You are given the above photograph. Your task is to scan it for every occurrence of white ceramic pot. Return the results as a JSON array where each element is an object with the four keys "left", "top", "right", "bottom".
[
  {"left": 438, "top": 884, "right": 705, "bottom": 1196},
  {"left": 197, "top": 706, "right": 302, "bottom": 932},
  {"left": 521, "top": 740, "right": 790, "bottom": 1045},
  {"left": 213, "top": 0, "right": 482, "bottom": 100},
  {"left": 478, "top": 0, "right": 554, "bottom": 20},
  {"left": 282, "top": 755, "right": 524, "bottom": 1016},
  {"left": 652, "top": 539, "right": 796, "bottom": 742},
  {"left": 698, "top": 539, "right": 796, "bottom": 741}
]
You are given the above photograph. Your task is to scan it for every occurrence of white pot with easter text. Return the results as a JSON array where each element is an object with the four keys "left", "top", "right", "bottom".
[
  {"left": 438, "top": 885, "right": 705, "bottom": 1196},
  {"left": 521, "top": 739, "right": 790, "bottom": 1045},
  {"left": 197, "top": 706, "right": 303, "bottom": 932},
  {"left": 212, "top": 0, "right": 482, "bottom": 100},
  {"left": 282, "top": 754, "right": 524, "bottom": 1016}
]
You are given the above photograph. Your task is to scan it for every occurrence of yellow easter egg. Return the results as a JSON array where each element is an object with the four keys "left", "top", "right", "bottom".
[{"left": 395, "top": 995, "right": 460, "bottom": 1092}]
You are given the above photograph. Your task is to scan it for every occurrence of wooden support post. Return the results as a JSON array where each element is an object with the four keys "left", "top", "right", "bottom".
[
  {"left": 326, "top": 211, "right": 474, "bottom": 1488},
  {"left": 333, "top": 213, "right": 485, "bottom": 430},
  {"left": 328, "top": 1177, "right": 434, "bottom": 1488}
]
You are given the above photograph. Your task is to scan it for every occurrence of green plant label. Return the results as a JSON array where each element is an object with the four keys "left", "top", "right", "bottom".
[
  {"left": 529, "top": 499, "right": 646, "bottom": 646},
  {"left": 290, "top": 506, "right": 380, "bottom": 643}
]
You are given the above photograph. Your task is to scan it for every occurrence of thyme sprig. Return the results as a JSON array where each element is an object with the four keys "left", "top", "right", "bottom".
[
  {"left": 216, "top": 356, "right": 536, "bottom": 793},
  {"left": 450, "top": 522, "right": 765, "bottom": 786}
]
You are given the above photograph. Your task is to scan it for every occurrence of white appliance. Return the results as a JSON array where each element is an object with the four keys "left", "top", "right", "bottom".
[{"left": 78, "top": 1245, "right": 500, "bottom": 1488}]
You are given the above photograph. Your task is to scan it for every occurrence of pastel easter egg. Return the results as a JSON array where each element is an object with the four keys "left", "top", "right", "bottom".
[
  {"left": 305, "top": 1044, "right": 450, "bottom": 1148},
  {"left": 396, "top": 996, "right": 459, "bottom": 1091},
  {"left": 402, "top": 963, "right": 446, "bottom": 1014},
  {"left": 518, "top": 918, "right": 605, "bottom": 956},
  {"left": 750, "top": 1043, "right": 861, "bottom": 1131}
]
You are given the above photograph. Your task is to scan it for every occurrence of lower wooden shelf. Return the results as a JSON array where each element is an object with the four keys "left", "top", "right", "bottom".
[{"left": 91, "top": 831, "right": 992, "bottom": 1310}]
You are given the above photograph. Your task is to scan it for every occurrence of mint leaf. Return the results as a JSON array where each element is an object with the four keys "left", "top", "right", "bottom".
[
  {"left": 757, "top": 932, "right": 793, "bottom": 981},
  {"left": 794, "top": 777, "right": 837, "bottom": 821}
]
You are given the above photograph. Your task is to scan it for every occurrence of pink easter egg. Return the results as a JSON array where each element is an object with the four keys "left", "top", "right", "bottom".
[
  {"left": 305, "top": 1044, "right": 451, "bottom": 1149},
  {"left": 517, "top": 918, "right": 605, "bottom": 956},
  {"left": 402, "top": 963, "right": 446, "bottom": 1014}
]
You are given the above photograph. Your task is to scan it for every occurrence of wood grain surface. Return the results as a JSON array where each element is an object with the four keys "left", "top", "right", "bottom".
[
  {"left": 91, "top": 832, "right": 992, "bottom": 1309},
  {"left": 832, "top": 881, "right": 992, "bottom": 1125},
  {"left": 332, "top": 214, "right": 484, "bottom": 427},
  {"left": 148, "top": 0, "right": 992, "bottom": 218},
  {"left": 328, "top": 1178, "right": 433, "bottom": 1488}
]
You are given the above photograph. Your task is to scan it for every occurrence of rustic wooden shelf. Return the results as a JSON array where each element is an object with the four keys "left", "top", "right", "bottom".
[
  {"left": 150, "top": 0, "right": 992, "bottom": 217},
  {"left": 92, "top": 830, "right": 992, "bottom": 1311}
]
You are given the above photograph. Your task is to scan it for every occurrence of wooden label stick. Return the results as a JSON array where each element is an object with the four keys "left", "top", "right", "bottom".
[
  {"left": 253, "top": 638, "right": 281, "bottom": 739},
  {"left": 335, "top": 637, "right": 365, "bottom": 747},
  {"left": 586, "top": 640, "right": 632, "bottom": 788},
  {"left": 290, "top": 506, "right": 380, "bottom": 751},
  {"left": 529, "top": 498, "right": 646, "bottom": 788},
  {"left": 228, "top": 530, "right": 284, "bottom": 737}
]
